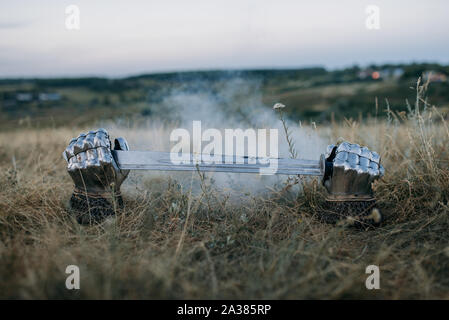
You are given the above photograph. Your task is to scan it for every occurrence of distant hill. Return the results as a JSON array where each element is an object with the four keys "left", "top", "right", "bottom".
[{"left": 1, "top": 63, "right": 448, "bottom": 130}]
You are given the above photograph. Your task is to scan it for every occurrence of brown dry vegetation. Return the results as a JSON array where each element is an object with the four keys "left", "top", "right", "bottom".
[{"left": 0, "top": 83, "right": 449, "bottom": 299}]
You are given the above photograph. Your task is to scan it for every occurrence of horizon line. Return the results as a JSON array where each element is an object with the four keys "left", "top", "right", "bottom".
[{"left": 1, "top": 60, "right": 447, "bottom": 81}]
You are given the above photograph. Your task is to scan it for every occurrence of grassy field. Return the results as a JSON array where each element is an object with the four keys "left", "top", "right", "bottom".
[{"left": 0, "top": 80, "right": 448, "bottom": 299}]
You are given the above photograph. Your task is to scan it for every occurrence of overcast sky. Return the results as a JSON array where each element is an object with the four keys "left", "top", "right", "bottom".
[{"left": 1, "top": 0, "right": 449, "bottom": 78}]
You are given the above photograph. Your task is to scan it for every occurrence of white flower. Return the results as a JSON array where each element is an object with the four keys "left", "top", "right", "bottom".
[{"left": 272, "top": 103, "right": 286, "bottom": 110}]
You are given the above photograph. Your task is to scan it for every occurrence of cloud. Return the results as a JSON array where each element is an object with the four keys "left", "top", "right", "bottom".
[{"left": 0, "top": 20, "right": 32, "bottom": 29}]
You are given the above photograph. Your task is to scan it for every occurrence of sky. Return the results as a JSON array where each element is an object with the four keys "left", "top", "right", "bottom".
[{"left": 1, "top": 0, "right": 449, "bottom": 78}]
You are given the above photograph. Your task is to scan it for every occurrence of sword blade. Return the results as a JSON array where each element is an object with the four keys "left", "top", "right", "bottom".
[{"left": 112, "top": 150, "right": 324, "bottom": 176}]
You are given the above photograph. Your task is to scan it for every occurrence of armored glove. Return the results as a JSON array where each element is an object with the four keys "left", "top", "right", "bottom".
[
  {"left": 63, "top": 128, "right": 130, "bottom": 224},
  {"left": 322, "top": 141, "right": 384, "bottom": 226}
]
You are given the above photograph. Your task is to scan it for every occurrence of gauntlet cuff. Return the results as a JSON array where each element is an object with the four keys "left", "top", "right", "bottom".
[{"left": 69, "top": 188, "right": 124, "bottom": 225}]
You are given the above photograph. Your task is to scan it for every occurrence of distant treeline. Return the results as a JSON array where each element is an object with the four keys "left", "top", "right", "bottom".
[
  {"left": 1, "top": 63, "right": 448, "bottom": 91},
  {"left": 2, "top": 63, "right": 449, "bottom": 128}
]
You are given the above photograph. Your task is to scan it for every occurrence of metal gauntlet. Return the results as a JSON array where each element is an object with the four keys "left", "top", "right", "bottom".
[
  {"left": 63, "top": 129, "right": 130, "bottom": 224},
  {"left": 322, "top": 142, "right": 385, "bottom": 226}
]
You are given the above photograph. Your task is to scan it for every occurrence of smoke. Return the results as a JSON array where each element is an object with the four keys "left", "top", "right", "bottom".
[
  {"left": 151, "top": 76, "right": 327, "bottom": 159},
  {"left": 105, "top": 75, "right": 328, "bottom": 199}
]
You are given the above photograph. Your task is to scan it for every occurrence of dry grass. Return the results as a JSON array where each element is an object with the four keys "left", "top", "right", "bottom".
[{"left": 1, "top": 83, "right": 449, "bottom": 299}]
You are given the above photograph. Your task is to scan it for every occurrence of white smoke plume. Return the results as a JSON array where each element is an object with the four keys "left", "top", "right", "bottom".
[{"left": 103, "top": 76, "right": 328, "bottom": 199}]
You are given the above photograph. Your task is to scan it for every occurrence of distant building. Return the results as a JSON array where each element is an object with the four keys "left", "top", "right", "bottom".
[
  {"left": 391, "top": 68, "right": 405, "bottom": 79},
  {"left": 38, "top": 93, "right": 61, "bottom": 101},
  {"left": 358, "top": 67, "right": 404, "bottom": 81},
  {"left": 16, "top": 93, "right": 33, "bottom": 102},
  {"left": 422, "top": 71, "right": 447, "bottom": 83},
  {"left": 357, "top": 69, "right": 372, "bottom": 80}
]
